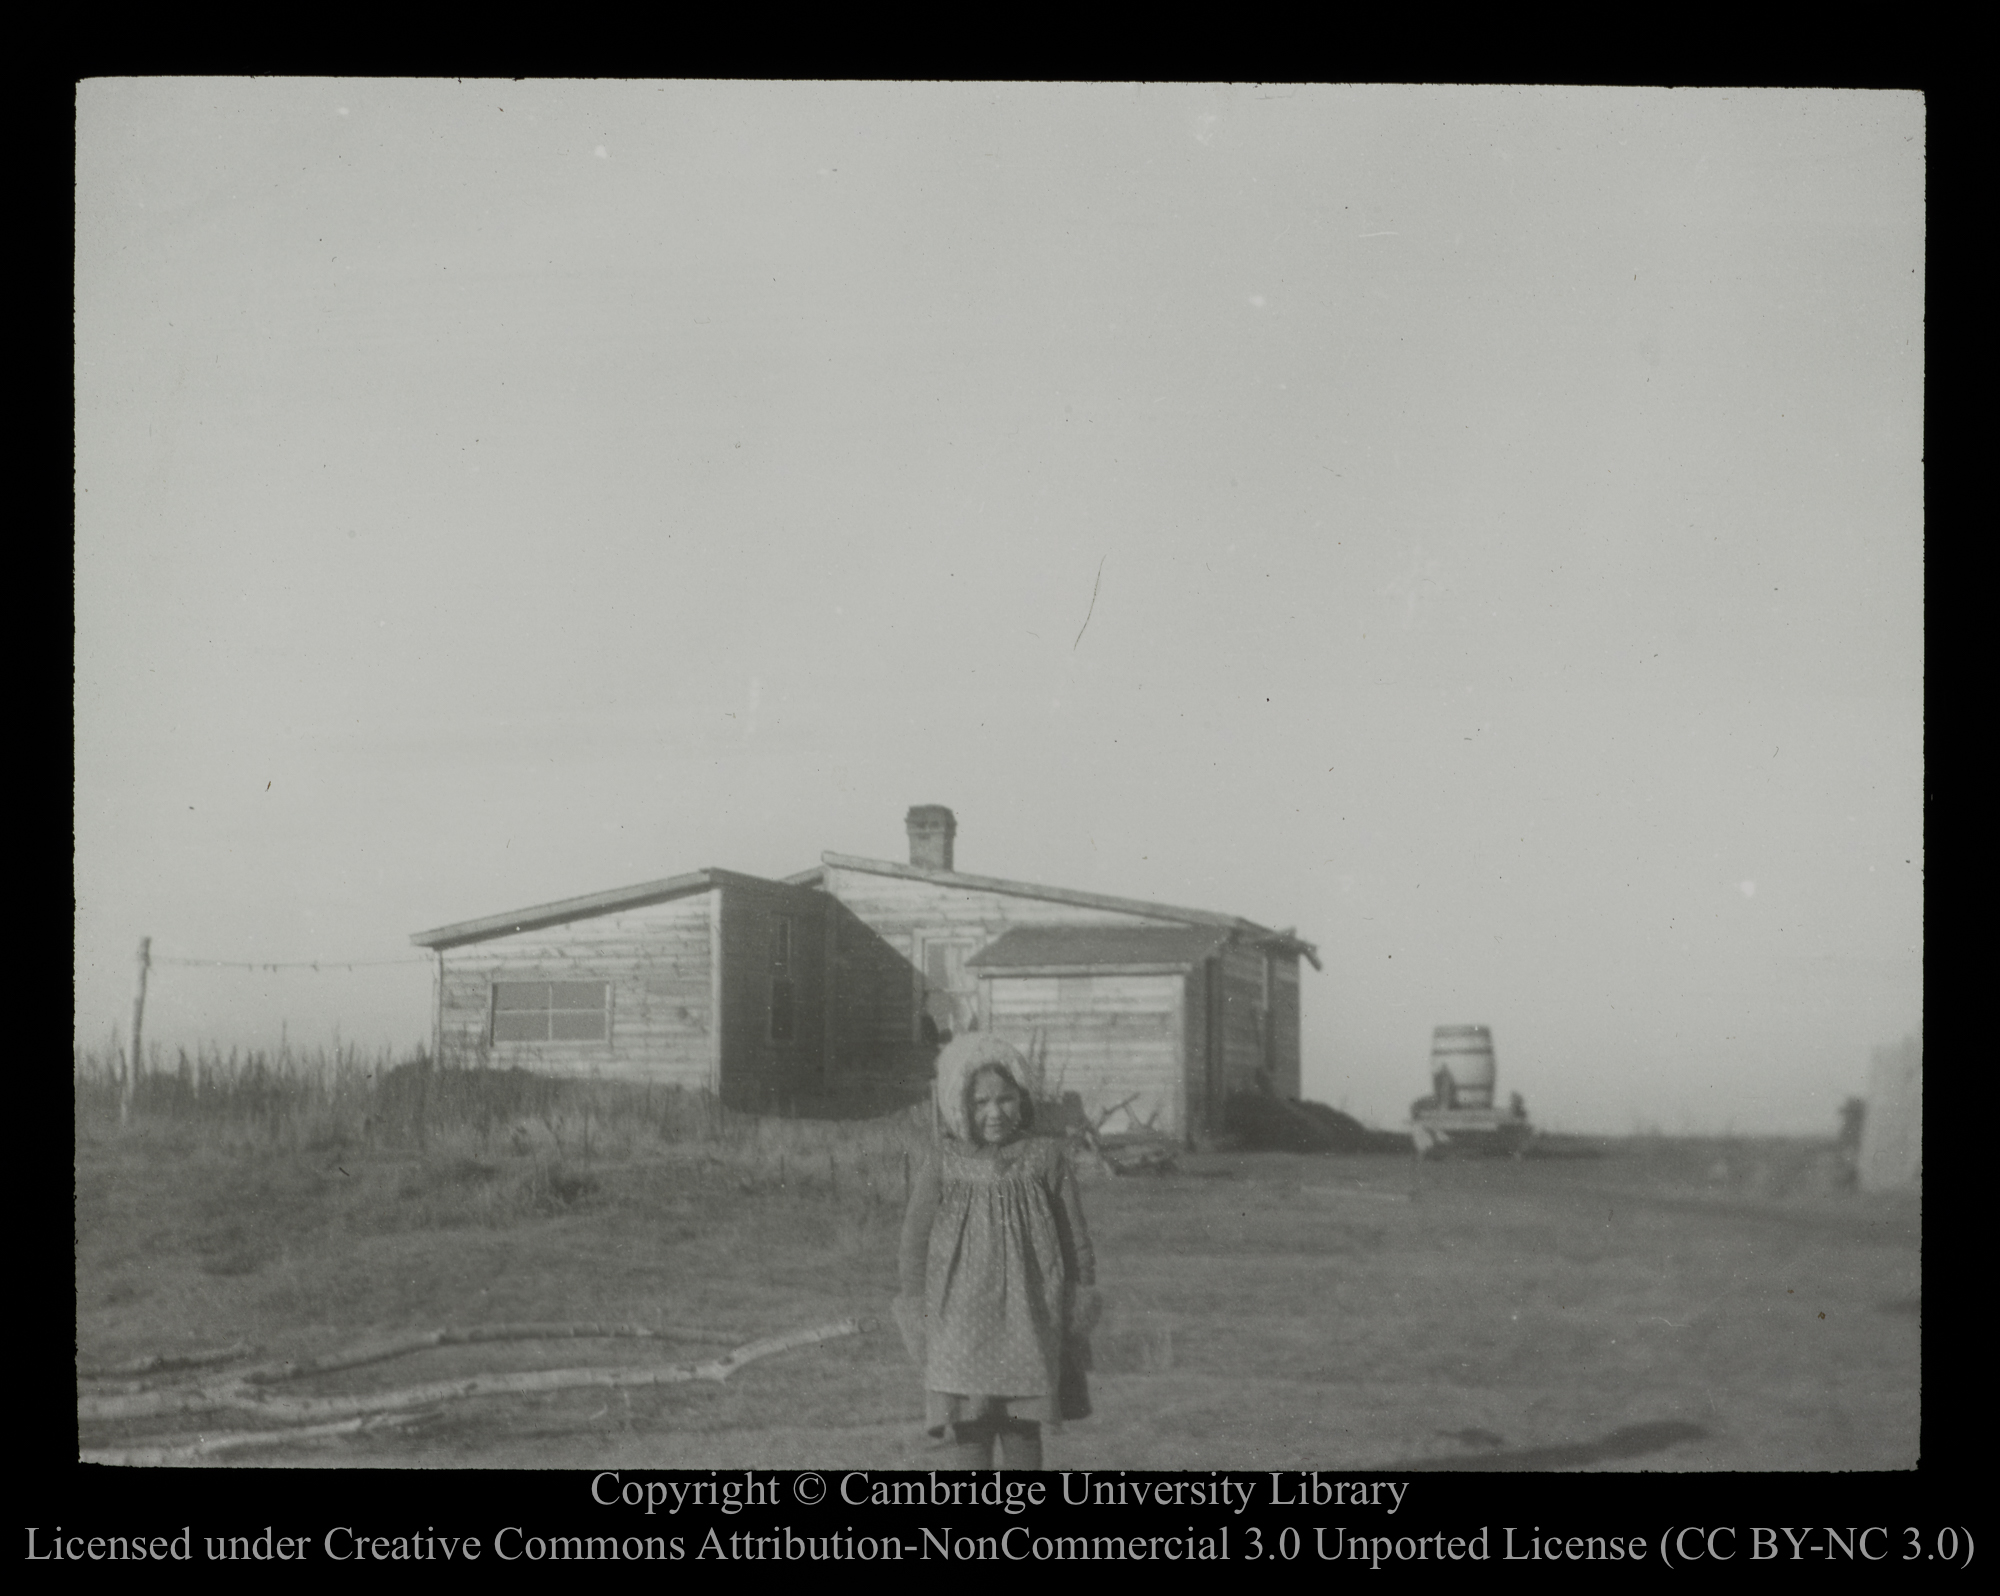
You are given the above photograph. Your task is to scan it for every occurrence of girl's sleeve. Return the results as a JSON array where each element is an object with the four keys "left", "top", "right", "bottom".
[
  {"left": 897, "top": 1151, "right": 942, "bottom": 1298},
  {"left": 1053, "top": 1148, "right": 1097, "bottom": 1288}
]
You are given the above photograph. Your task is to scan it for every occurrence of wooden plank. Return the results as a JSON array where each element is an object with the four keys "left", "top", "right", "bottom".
[
  {"left": 970, "top": 962, "right": 1203, "bottom": 978},
  {"left": 988, "top": 996, "right": 1178, "bottom": 1021},
  {"left": 442, "top": 979, "right": 710, "bottom": 1014}
]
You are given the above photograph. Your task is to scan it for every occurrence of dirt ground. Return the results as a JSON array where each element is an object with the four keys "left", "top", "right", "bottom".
[{"left": 74, "top": 1128, "right": 1920, "bottom": 1471}]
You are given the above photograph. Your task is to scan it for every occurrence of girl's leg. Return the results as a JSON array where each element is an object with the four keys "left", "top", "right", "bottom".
[
  {"left": 996, "top": 1420, "right": 1043, "bottom": 1472},
  {"left": 949, "top": 1421, "right": 995, "bottom": 1469}
]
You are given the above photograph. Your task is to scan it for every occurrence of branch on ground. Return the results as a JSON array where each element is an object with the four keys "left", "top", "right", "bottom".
[
  {"left": 80, "top": 1410, "right": 428, "bottom": 1467},
  {"left": 237, "top": 1321, "right": 746, "bottom": 1385},
  {"left": 78, "top": 1318, "right": 864, "bottom": 1426}
]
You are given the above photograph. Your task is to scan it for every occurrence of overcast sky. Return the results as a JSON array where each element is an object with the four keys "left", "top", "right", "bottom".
[{"left": 75, "top": 81, "right": 1922, "bottom": 1134}]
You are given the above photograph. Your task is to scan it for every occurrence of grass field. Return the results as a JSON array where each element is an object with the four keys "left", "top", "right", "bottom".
[{"left": 73, "top": 1054, "right": 1920, "bottom": 1471}]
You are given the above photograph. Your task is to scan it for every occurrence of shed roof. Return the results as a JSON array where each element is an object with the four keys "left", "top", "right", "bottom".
[
  {"left": 819, "top": 852, "right": 1321, "bottom": 968},
  {"left": 967, "top": 923, "right": 1233, "bottom": 973},
  {"left": 410, "top": 867, "right": 788, "bottom": 951}
]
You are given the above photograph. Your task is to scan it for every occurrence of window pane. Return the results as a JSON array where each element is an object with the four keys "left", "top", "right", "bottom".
[
  {"left": 493, "top": 982, "right": 552, "bottom": 1011},
  {"left": 548, "top": 982, "right": 607, "bottom": 1010},
  {"left": 549, "top": 1010, "right": 608, "bottom": 1041},
  {"left": 771, "top": 978, "right": 795, "bottom": 1041},
  {"left": 772, "top": 918, "right": 791, "bottom": 972},
  {"left": 493, "top": 1011, "right": 550, "bottom": 1042}
]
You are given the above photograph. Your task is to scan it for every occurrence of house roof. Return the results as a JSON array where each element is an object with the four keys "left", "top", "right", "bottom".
[
  {"left": 409, "top": 867, "right": 783, "bottom": 951},
  {"left": 819, "top": 852, "right": 1321, "bottom": 969},
  {"left": 412, "top": 852, "right": 1321, "bottom": 969},
  {"left": 967, "top": 923, "right": 1234, "bottom": 974}
]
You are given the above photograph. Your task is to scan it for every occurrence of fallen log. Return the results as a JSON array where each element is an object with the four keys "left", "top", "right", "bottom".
[
  {"left": 238, "top": 1321, "right": 742, "bottom": 1385},
  {"left": 76, "top": 1341, "right": 258, "bottom": 1382},
  {"left": 80, "top": 1411, "right": 428, "bottom": 1467},
  {"left": 79, "top": 1318, "right": 864, "bottom": 1426}
]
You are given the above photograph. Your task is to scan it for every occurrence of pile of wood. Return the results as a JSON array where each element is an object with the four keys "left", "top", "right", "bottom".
[
  {"left": 1049, "top": 1091, "right": 1179, "bottom": 1176},
  {"left": 1091, "top": 1134, "right": 1180, "bottom": 1175}
]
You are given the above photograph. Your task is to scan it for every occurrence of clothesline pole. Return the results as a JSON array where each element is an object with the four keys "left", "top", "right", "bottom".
[{"left": 123, "top": 937, "right": 151, "bottom": 1127}]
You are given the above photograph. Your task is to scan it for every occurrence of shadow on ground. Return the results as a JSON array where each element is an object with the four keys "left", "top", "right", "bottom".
[{"left": 1385, "top": 1420, "right": 1710, "bottom": 1472}]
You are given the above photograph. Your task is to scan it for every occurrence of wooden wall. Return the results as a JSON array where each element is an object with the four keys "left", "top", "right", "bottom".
[
  {"left": 1183, "top": 959, "right": 1217, "bottom": 1144},
  {"left": 822, "top": 898, "right": 924, "bottom": 1078},
  {"left": 1218, "top": 943, "right": 1271, "bottom": 1099},
  {"left": 1203, "top": 946, "right": 1304, "bottom": 1103},
  {"left": 429, "top": 862, "right": 1310, "bottom": 1121},
  {"left": 1269, "top": 952, "right": 1302, "bottom": 1099},
  {"left": 981, "top": 971, "right": 1187, "bottom": 1138},
  {"left": 436, "top": 893, "right": 716, "bottom": 1086},
  {"left": 822, "top": 866, "right": 1185, "bottom": 1078},
  {"left": 715, "top": 878, "right": 826, "bottom": 1108}
]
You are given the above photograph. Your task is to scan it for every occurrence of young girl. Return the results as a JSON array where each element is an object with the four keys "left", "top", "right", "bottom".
[{"left": 894, "top": 1034, "right": 1099, "bottom": 1471}]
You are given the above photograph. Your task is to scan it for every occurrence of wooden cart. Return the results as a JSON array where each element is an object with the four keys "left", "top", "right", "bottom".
[{"left": 1408, "top": 1104, "right": 1538, "bottom": 1159}]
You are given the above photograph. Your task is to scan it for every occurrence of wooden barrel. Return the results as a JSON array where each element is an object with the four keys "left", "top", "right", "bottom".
[{"left": 1430, "top": 1025, "right": 1496, "bottom": 1108}]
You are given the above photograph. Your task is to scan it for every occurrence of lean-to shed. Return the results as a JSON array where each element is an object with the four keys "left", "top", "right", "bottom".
[
  {"left": 411, "top": 868, "right": 827, "bottom": 1105},
  {"left": 967, "top": 922, "right": 1300, "bottom": 1142}
]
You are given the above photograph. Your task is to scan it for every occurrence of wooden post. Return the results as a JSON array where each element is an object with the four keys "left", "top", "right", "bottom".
[{"left": 122, "top": 938, "right": 151, "bottom": 1127}]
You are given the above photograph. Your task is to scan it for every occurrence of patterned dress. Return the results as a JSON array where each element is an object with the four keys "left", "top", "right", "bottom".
[{"left": 898, "top": 1132, "right": 1095, "bottom": 1434}]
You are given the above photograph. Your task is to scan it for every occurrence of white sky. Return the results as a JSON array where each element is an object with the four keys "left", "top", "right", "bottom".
[{"left": 74, "top": 81, "right": 1923, "bottom": 1134}]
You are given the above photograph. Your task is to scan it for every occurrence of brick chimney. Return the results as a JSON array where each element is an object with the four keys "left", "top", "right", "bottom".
[{"left": 905, "top": 805, "right": 957, "bottom": 872}]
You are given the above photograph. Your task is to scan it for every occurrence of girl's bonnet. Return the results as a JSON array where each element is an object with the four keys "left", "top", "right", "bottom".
[{"left": 932, "top": 1033, "right": 1035, "bottom": 1142}]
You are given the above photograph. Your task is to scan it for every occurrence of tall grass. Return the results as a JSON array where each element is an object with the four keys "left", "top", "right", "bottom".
[{"left": 73, "top": 1045, "right": 936, "bottom": 1216}]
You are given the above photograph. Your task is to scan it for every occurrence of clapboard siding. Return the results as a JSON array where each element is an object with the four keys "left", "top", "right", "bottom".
[
  {"left": 437, "top": 893, "right": 717, "bottom": 1086},
  {"left": 824, "top": 865, "right": 1188, "bottom": 1077},
  {"left": 980, "top": 971, "right": 1186, "bottom": 1137},
  {"left": 988, "top": 974, "right": 1176, "bottom": 1015}
]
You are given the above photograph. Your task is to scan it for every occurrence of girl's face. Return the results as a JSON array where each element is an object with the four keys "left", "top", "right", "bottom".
[{"left": 969, "top": 1068, "right": 1026, "bottom": 1146}]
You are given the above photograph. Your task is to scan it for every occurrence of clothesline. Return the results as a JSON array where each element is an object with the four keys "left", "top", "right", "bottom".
[{"left": 152, "top": 955, "right": 434, "bottom": 972}]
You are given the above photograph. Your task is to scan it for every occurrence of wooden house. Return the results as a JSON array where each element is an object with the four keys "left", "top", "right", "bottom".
[{"left": 411, "top": 806, "right": 1318, "bottom": 1143}]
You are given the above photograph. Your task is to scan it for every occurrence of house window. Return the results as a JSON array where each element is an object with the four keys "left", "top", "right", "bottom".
[
  {"left": 490, "top": 981, "right": 610, "bottom": 1043},
  {"left": 917, "top": 937, "right": 982, "bottom": 1042},
  {"left": 770, "top": 916, "right": 796, "bottom": 1042}
]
